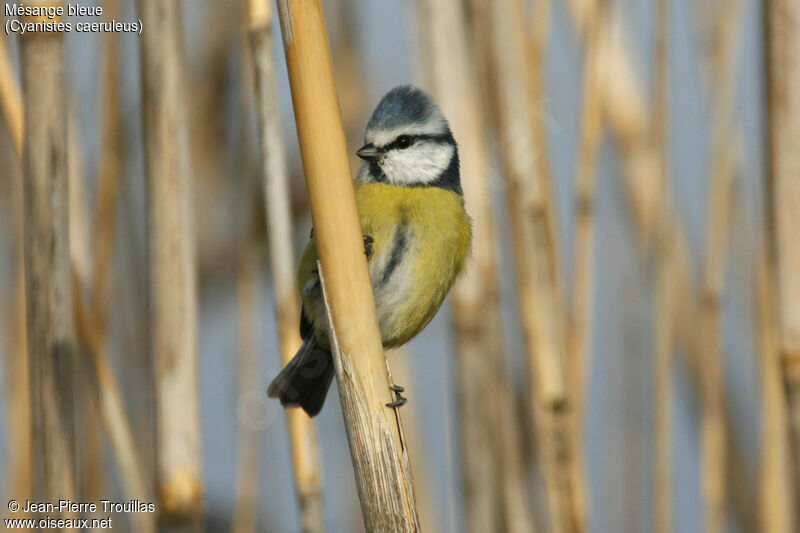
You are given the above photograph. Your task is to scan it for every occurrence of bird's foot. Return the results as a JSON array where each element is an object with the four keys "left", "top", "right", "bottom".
[
  {"left": 363, "top": 234, "right": 374, "bottom": 260},
  {"left": 386, "top": 384, "right": 407, "bottom": 408}
]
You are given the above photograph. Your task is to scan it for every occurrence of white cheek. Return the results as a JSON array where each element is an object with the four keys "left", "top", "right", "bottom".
[{"left": 383, "top": 144, "right": 454, "bottom": 185}]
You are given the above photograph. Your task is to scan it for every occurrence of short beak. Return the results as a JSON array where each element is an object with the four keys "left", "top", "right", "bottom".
[{"left": 356, "top": 143, "right": 380, "bottom": 162}]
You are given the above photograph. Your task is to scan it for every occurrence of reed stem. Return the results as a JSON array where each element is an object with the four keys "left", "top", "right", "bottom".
[
  {"left": 231, "top": 212, "right": 264, "bottom": 533},
  {"left": 568, "top": 3, "right": 606, "bottom": 531},
  {"left": 418, "top": 0, "right": 536, "bottom": 530},
  {"left": 138, "top": 0, "right": 204, "bottom": 524},
  {"left": 489, "top": 1, "right": 577, "bottom": 531},
  {"left": 275, "top": 2, "right": 419, "bottom": 529},
  {"left": 20, "top": 3, "right": 77, "bottom": 517},
  {"left": 246, "top": 1, "right": 325, "bottom": 530},
  {"left": 73, "top": 269, "right": 155, "bottom": 533},
  {"left": 765, "top": 0, "right": 800, "bottom": 520},
  {"left": 0, "top": 33, "right": 23, "bottom": 158},
  {"left": 652, "top": 0, "right": 673, "bottom": 531},
  {"left": 699, "top": 5, "right": 740, "bottom": 531},
  {"left": 757, "top": 243, "right": 795, "bottom": 533}
]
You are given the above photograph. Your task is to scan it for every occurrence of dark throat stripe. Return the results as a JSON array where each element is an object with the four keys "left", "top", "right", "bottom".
[{"left": 381, "top": 218, "right": 409, "bottom": 285}]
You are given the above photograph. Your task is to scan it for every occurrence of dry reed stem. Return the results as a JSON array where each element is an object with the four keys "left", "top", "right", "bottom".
[
  {"left": 698, "top": 5, "right": 741, "bottom": 532},
  {"left": 67, "top": 108, "right": 91, "bottom": 287},
  {"left": 490, "top": 0, "right": 566, "bottom": 416},
  {"left": 389, "top": 352, "right": 439, "bottom": 533},
  {"left": 567, "top": 3, "right": 607, "bottom": 531},
  {"left": 495, "top": 0, "right": 568, "bottom": 411},
  {"left": 492, "top": 360, "right": 539, "bottom": 533},
  {"left": 765, "top": 0, "right": 800, "bottom": 516},
  {"left": 276, "top": 1, "right": 419, "bottom": 529},
  {"left": 331, "top": 0, "right": 366, "bottom": 173},
  {"left": 595, "top": 15, "right": 666, "bottom": 250},
  {"left": 0, "top": 33, "right": 23, "bottom": 159},
  {"left": 525, "top": 0, "right": 565, "bottom": 311},
  {"left": 9, "top": 6, "right": 142, "bottom": 514},
  {"left": 651, "top": 0, "right": 673, "bottom": 531},
  {"left": 525, "top": 8, "right": 584, "bottom": 527},
  {"left": 757, "top": 243, "right": 795, "bottom": 533},
  {"left": 247, "top": 2, "right": 325, "bottom": 530},
  {"left": 653, "top": 256, "right": 676, "bottom": 533},
  {"left": 231, "top": 217, "right": 263, "bottom": 533},
  {"left": 66, "top": 95, "right": 100, "bottom": 504},
  {"left": 3, "top": 257, "right": 31, "bottom": 515},
  {"left": 317, "top": 263, "right": 420, "bottom": 532},
  {"left": 73, "top": 269, "right": 155, "bottom": 533},
  {"left": 417, "top": 0, "right": 536, "bottom": 530},
  {"left": 138, "top": 0, "right": 203, "bottom": 523},
  {"left": 563, "top": 6, "right": 757, "bottom": 529},
  {"left": 92, "top": 0, "right": 122, "bottom": 325},
  {"left": 80, "top": 0, "right": 153, "bottom": 520},
  {"left": 79, "top": 3, "right": 120, "bottom": 497},
  {"left": 450, "top": 3, "right": 506, "bottom": 526},
  {"left": 20, "top": 5, "right": 78, "bottom": 517},
  {"left": 489, "top": 0, "right": 578, "bottom": 531}
]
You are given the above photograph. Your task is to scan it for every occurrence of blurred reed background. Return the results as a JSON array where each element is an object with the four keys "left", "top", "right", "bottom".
[{"left": 0, "top": 0, "right": 796, "bottom": 532}]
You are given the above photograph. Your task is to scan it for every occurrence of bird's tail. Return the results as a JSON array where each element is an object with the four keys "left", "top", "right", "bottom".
[{"left": 267, "top": 339, "right": 335, "bottom": 417}]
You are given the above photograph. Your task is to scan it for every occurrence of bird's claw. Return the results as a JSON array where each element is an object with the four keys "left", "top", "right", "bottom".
[
  {"left": 363, "top": 234, "right": 374, "bottom": 260},
  {"left": 386, "top": 384, "right": 407, "bottom": 408}
]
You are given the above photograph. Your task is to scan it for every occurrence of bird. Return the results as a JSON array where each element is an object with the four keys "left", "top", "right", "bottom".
[{"left": 267, "top": 85, "right": 472, "bottom": 417}]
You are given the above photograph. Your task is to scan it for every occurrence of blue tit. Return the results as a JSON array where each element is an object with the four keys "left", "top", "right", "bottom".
[{"left": 268, "top": 85, "right": 472, "bottom": 416}]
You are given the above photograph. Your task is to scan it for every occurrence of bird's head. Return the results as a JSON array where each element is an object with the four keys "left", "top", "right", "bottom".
[{"left": 356, "top": 85, "right": 461, "bottom": 194}]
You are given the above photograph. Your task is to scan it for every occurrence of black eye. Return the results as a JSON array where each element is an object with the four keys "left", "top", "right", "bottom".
[{"left": 396, "top": 135, "right": 413, "bottom": 149}]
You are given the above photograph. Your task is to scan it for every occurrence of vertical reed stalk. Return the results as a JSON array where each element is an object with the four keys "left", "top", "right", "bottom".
[
  {"left": 766, "top": 0, "right": 800, "bottom": 519},
  {"left": 4, "top": 251, "right": 31, "bottom": 515},
  {"left": 275, "top": 1, "right": 419, "bottom": 530},
  {"left": 389, "top": 352, "right": 439, "bottom": 533},
  {"left": 757, "top": 243, "right": 795, "bottom": 533},
  {"left": 1, "top": 32, "right": 28, "bottom": 510},
  {"left": 231, "top": 211, "right": 263, "bottom": 533},
  {"left": 138, "top": 0, "right": 203, "bottom": 525},
  {"left": 489, "top": 0, "right": 577, "bottom": 531},
  {"left": 331, "top": 0, "right": 366, "bottom": 173},
  {"left": 564, "top": 8, "right": 757, "bottom": 528},
  {"left": 525, "top": 7, "right": 583, "bottom": 529},
  {"left": 568, "top": 3, "right": 606, "bottom": 531},
  {"left": 652, "top": 0, "right": 673, "bottom": 531},
  {"left": 20, "top": 4, "right": 77, "bottom": 517},
  {"left": 525, "top": 0, "right": 565, "bottom": 308},
  {"left": 234, "top": 12, "right": 264, "bottom": 533},
  {"left": 699, "top": 6, "right": 740, "bottom": 532},
  {"left": 417, "top": 0, "right": 535, "bottom": 530},
  {"left": 246, "top": 1, "right": 325, "bottom": 530},
  {"left": 490, "top": 0, "right": 566, "bottom": 419},
  {"left": 67, "top": 108, "right": 91, "bottom": 287},
  {"left": 653, "top": 259, "right": 675, "bottom": 533},
  {"left": 67, "top": 2, "right": 153, "bottom": 522},
  {"left": 66, "top": 100, "right": 96, "bottom": 502},
  {"left": 92, "top": 0, "right": 122, "bottom": 324},
  {"left": 73, "top": 272, "right": 156, "bottom": 533},
  {"left": 0, "top": 33, "right": 23, "bottom": 158}
]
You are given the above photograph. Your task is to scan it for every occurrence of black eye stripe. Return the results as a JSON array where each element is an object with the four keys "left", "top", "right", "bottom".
[
  {"left": 384, "top": 135, "right": 414, "bottom": 151},
  {"left": 381, "top": 133, "right": 453, "bottom": 151}
]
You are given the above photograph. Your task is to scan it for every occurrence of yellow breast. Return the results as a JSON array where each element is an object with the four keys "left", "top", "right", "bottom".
[{"left": 297, "top": 181, "right": 472, "bottom": 348}]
